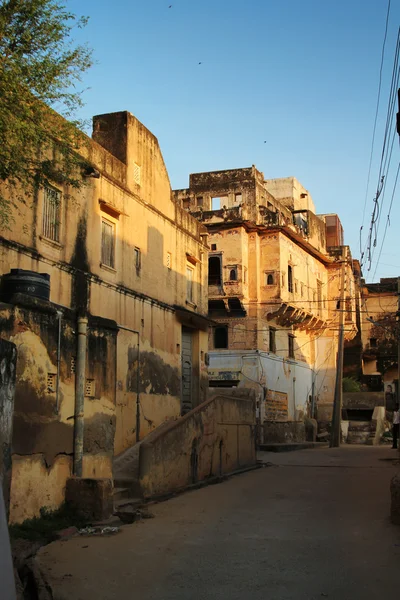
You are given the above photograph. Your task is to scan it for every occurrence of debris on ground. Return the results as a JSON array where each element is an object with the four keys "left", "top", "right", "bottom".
[{"left": 78, "top": 526, "right": 120, "bottom": 536}]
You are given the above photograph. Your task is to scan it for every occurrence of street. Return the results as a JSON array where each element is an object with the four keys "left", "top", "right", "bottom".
[{"left": 37, "top": 446, "right": 400, "bottom": 600}]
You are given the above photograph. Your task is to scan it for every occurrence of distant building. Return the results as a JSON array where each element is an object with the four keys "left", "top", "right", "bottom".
[
  {"left": 174, "top": 167, "right": 358, "bottom": 440},
  {"left": 359, "top": 277, "right": 398, "bottom": 394}
]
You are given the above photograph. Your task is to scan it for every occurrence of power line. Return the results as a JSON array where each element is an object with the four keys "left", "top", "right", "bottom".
[
  {"left": 360, "top": 0, "right": 392, "bottom": 237},
  {"left": 372, "top": 161, "right": 400, "bottom": 279}
]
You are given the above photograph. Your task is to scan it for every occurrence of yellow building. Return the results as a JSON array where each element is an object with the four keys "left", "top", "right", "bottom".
[
  {"left": 360, "top": 278, "right": 398, "bottom": 393},
  {"left": 174, "top": 167, "right": 358, "bottom": 440},
  {"left": 0, "top": 111, "right": 209, "bottom": 522}
]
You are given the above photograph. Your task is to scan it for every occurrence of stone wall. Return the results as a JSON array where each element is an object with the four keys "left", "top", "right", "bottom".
[{"left": 138, "top": 392, "right": 256, "bottom": 498}]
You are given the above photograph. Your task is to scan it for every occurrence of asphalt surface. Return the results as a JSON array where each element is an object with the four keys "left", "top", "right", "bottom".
[{"left": 37, "top": 446, "right": 400, "bottom": 600}]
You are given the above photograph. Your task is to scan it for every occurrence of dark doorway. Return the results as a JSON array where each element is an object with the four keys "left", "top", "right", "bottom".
[{"left": 208, "top": 256, "right": 221, "bottom": 285}]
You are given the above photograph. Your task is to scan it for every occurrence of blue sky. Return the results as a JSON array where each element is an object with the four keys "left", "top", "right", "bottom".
[{"left": 68, "top": 0, "right": 400, "bottom": 282}]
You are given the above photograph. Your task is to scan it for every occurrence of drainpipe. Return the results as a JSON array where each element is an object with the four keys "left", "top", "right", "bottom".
[
  {"left": 55, "top": 310, "right": 62, "bottom": 414},
  {"left": 74, "top": 317, "right": 88, "bottom": 477},
  {"left": 117, "top": 325, "right": 140, "bottom": 443},
  {"left": 311, "top": 370, "right": 316, "bottom": 419}
]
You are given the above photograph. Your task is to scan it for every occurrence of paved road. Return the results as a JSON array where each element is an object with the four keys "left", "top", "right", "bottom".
[{"left": 38, "top": 446, "right": 400, "bottom": 600}]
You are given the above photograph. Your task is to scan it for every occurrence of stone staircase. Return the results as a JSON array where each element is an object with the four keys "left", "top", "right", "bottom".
[{"left": 113, "top": 441, "right": 144, "bottom": 519}]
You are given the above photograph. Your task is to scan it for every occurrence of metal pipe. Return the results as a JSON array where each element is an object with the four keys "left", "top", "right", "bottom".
[
  {"left": 331, "top": 251, "right": 347, "bottom": 448},
  {"left": 73, "top": 316, "right": 88, "bottom": 477},
  {"left": 55, "top": 310, "right": 62, "bottom": 414},
  {"left": 117, "top": 324, "right": 141, "bottom": 443}
]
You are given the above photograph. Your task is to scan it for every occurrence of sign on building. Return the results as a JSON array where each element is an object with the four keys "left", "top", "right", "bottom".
[{"left": 265, "top": 390, "right": 288, "bottom": 421}]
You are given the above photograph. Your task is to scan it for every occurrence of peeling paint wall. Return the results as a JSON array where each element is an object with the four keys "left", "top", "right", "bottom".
[{"left": 0, "top": 300, "right": 117, "bottom": 523}]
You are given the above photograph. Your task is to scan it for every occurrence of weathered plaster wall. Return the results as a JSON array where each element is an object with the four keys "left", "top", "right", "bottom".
[
  {"left": 0, "top": 109, "right": 209, "bottom": 495},
  {"left": 0, "top": 299, "right": 117, "bottom": 523},
  {"left": 0, "top": 338, "right": 16, "bottom": 515},
  {"left": 139, "top": 392, "right": 256, "bottom": 498}
]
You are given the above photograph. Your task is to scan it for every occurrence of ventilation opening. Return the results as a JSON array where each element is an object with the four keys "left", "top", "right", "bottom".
[
  {"left": 47, "top": 373, "right": 56, "bottom": 393},
  {"left": 85, "top": 379, "right": 95, "bottom": 398}
]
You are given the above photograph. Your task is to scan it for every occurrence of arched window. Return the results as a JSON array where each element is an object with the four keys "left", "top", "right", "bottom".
[
  {"left": 267, "top": 273, "right": 274, "bottom": 285},
  {"left": 230, "top": 269, "right": 237, "bottom": 281}
]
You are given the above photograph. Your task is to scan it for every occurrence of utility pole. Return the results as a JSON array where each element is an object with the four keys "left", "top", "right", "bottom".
[{"left": 330, "top": 247, "right": 347, "bottom": 448}]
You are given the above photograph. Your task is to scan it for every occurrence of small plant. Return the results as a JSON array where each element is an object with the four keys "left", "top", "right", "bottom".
[
  {"left": 342, "top": 377, "right": 361, "bottom": 393},
  {"left": 9, "top": 504, "right": 89, "bottom": 543}
]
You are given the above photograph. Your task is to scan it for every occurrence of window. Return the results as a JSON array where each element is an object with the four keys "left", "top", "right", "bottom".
[
  {"left": 214, "top": 326, "right": 228, "bottom": 349},
  {"left": 295, "top": 279, "right": 298, "bottom": 294},
  {"left": 186, "top": 267, "right": 194, "bottom": 303},
  {"left": 229, "top": 268, "right": 237, "bottom": 281},
  {"left": 265, "top": 272, "right": 274, "bottom": 285},
  {"left": 288, "top": 334, "right": 295, "bottom": 359},
  {"left": 208, "top": 256, "right": 221, "bottom": 285},
  {"left": 301, "top": 283, "right": 304, "bottom": 297},
  {"left": 288, "top": 265, "right": 293, "bottom": 293},
  {"left": 42, "top": 186, "right": 61, "bottom": 242},
  {"left": 234, "top": 193, "right": 242, "bottom": 205},
  {"left": 269, "top": 328, "right": 276, "bottom": 353},
  {"left": 133, "top": 162, "right": 141, "bottom": 185},
  {"left": 167, "top": 252, "right": 172, "bottom": 269},
  {"left": 101, "top": 218, "right": 115, "bottom": 268},
  {"left": 197, "top": 196, "right": 203, "bottom": 207},
  {"left": 211, "top": 244, "right": 217, "bottom": 251},
  {"left": 183, "top": 198, "right": 190, "bottom": 210},
  {"left": 211, "top": 196, "right": 227, "bottom": 210},
  {"left": 370, "top": 338, "right": 377, "bottom": 348},
  {"left": 243, "top": 268, "right": 247, "bottom": 284},
  {"left": 134, "top": 247, "right": 141, "bottom": 273}
]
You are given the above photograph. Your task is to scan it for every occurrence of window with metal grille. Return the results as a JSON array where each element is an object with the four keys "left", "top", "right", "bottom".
[
  {"left": 85, "top": 379, "right": 95, "bottom": 397},
  {"left": 42, "top": 186, "right": 61, "bottom": 242},
  {"left": 101, "top": 218, "right": 115, "bottom": 268},
  {"left": 186, "top": 267, "right": 193, "bottom": 303},
  {"left": 47, "top": 373, "right": 56, "bottom": 393},
  {"left": 133, "top": 162, "right": 141, "bottom": 185}
]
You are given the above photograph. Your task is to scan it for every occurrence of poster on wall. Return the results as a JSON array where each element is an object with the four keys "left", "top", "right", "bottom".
[{"left": 265, "top": 390, "right": 288, "bottom": 421}]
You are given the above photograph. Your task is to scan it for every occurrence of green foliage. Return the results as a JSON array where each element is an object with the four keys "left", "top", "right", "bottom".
[
  {"left": 342, "top": 377, "right": 361, "bottom": 393},
  {"left": 0, "top": 0, "right": 93, "bottom": 227},
  {"left": 9, "top": 504, "right": 89, "bottom": 542}
]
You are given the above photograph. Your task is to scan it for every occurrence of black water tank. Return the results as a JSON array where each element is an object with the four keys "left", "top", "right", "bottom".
[{"left": 0, "top": 269, "right": 50, "bottom": 302}]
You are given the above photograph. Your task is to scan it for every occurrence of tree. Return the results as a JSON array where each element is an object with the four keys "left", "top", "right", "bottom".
[{"left": 0, "top": 0, "right": 93, "bottom": 227}]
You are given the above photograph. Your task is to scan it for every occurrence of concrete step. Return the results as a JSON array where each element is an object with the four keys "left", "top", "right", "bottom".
[
  {"left": 259, "top": 442, "right": 329, "bottom": 453},
  {"left": 113, "top": 487, "right": 133, "bottom": 502}
]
